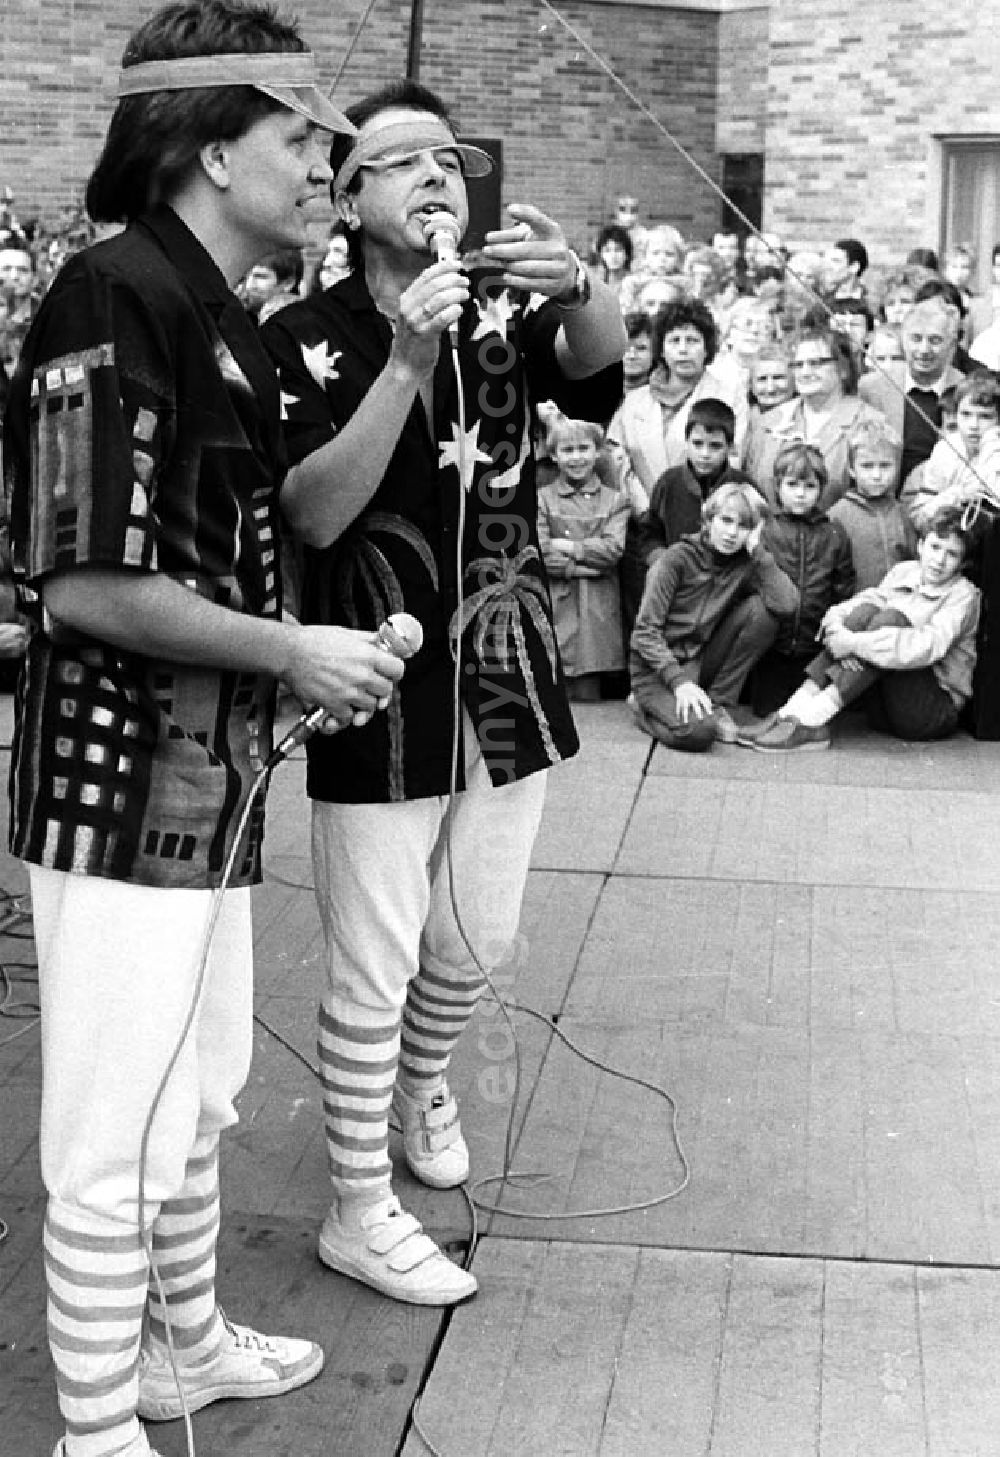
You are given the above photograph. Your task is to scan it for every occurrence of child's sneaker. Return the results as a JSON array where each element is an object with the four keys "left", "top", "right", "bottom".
[
  {"left": 318, "top": 1195, "right": 477, "bottom": 1306},
  {"left": 713, "top": 708, "right": 739, "bottom": 743},
  {"left": 750, "top": 716, "right": 831, "bottom": 753},
  {"left": 137, "top": 1310, "right": 323, "bottom": 1421},
  {"left": 391, "top": 1079, "right": 469, "bottom": 1188}
]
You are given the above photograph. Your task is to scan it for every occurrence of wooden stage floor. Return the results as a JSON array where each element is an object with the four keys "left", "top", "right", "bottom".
[{"left": 4, "top": 698, "right": 1000, "bottom": 1456}]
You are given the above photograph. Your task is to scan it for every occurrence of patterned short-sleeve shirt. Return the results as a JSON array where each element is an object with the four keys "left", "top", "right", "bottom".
[
  {"left": 262, "top": 270, "right": 590, "bottom": 804},
  {"left": 4, "top": 209, "right": 286, "bottom": 888}
]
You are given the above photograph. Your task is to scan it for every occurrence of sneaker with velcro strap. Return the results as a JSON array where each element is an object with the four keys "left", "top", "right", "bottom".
[
  {"left": 53, "top": 1436, "right": 162, "bottom": 1457},
  {"left": 137, "top": 1308, "right": 323, "bottom": 1421},
  {"left": 318, "top": 1195, "right": 477, "bottom": 1306},
  {"left": 391, "top": 1079, "right": 470, "bottom": 1188}
]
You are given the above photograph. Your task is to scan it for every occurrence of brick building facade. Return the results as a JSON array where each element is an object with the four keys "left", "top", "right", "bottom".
[{"left": 1, "top": 0, "right": 998, "bottom": 281}]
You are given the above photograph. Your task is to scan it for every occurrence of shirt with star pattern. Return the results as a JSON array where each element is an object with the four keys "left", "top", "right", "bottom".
[
  {"left": 262, "top": 268, "right": 593, "bottom": 803},
  {"left": 3, "top": 208, "right": 284, "bottom": 887}
]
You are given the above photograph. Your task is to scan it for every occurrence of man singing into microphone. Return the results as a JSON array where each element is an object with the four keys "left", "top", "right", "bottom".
[
  {"left": 4, "top": 5, "right": 407, "bottom": 1455},
  {"left": 262, "top": 79, "right": 625, "bottom": 1305}
]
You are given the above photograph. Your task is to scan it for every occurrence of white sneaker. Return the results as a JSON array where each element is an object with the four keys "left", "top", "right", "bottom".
[
  {"left": 713, "top": 708, "right": 739, "bottom": 744},
  {"left": 318, "top": 1195, "right": 477, "bottom": 1306},
  {"left": 53, "top": 1439, "right": 161, "bottom": 1457},
  {"left": 391, "top": 1080, "right": 470, "bottom": 1188},
  {"left": 137, "top": 1309, "right": 323, "bottom": 1421}
]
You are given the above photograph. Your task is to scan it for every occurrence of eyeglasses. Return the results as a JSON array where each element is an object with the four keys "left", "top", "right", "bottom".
[{"left": 793, "top": 356, "right": 837, "bottom": 370}]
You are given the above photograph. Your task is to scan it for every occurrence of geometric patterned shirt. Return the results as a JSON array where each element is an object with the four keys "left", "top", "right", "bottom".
[
  {"left": 262, "top": 270, "right": 600, "bottom": 804},
  {"left": 3, "top": 209, "right": 285, "bottom": 888}
]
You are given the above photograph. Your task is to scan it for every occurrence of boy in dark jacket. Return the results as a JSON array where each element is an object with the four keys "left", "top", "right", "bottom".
[
  {"left": 751, "top": 442, "right": 855, "bottom": 714},
  {"left": 637, "top": 397, "right": 754, "bottom": 567},
  {"left": 629, "top": 482, "right": 798, "bottom": 750},
  {"left": 829, "top": 417, "right": 916, "bottom": 589}
]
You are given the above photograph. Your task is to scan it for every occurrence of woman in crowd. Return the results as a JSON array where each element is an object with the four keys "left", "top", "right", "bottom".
[
  {"left": 744, "top": 321, "right": 886, "bottom": 509},
  {"left": 593, "top": 222, "right": 634, "bottom": 301},
  {"left": 606, "top": 295, "right": 749, "bottom": 510}
]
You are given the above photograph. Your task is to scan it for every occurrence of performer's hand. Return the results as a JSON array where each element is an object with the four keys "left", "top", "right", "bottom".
[
  {"left": 674, "top": 680, "right": 713, "bottom": 722},
  {"left": 282, "top": 624, "right": 406, "bottom": 729},
  {"left": 394, "top": 257, "right": 470, "bottom": 364},
  {"left": 482, "top": 203, "right": 580, "bottom": 299}
]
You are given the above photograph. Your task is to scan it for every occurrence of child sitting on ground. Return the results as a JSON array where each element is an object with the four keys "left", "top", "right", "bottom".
[
  {"left": 750, "top": 442, "right": 855, "bottom": 714},
  {"left": 746, "top": 505, "right": 980, "bottom": 751},
  {"left": 629, "top": 481, "right": 798, "bottom": 751},
  {"left": 828, "top": 417, "right": 917, "bottom": 589},
  {"left": 902, "top": 372, "right": 1000, "bottom": 531},
  {"left": 537, "top": 415, "right": 631, "bottom": 701},
  {"left": 636, "top": 398, "right": 755, "bottom": 569}
]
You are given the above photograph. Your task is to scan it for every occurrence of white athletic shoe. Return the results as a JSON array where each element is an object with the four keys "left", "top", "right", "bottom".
[
  {"left": 392, "top": 1079, "right": 470, "bottom": 1188},
  {"left": 53, "top": 1437, "right": 162, "bottom": 1457},
  {"left": 318, "top": 1195, "right": 477, "bottom": 1306},
  {"left": 137, "top": 1309, "right": 324, "bottom": 1421}
]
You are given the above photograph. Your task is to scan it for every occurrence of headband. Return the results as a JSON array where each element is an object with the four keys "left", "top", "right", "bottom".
[
  {"left": 117, "top": 51, "right": 356, "bottom": 135},
  {"left": 332, "top": 116, "right": 493, "bottom": 194}
]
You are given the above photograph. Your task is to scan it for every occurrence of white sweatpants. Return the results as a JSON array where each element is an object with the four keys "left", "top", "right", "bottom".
[
  {"left": 31, "top": 867, "right": 254, "bottom": 1454},
  {"left": 311, "top": 749, "right": 547, "bottom": 1201}
]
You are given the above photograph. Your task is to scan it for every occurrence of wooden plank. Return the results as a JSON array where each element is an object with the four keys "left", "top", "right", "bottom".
[
  {"left": 531, "top": 741, "right": 650, "bottom": 873},
  {"left": 469, "top": 1241, "right": 636, "bottom": 1456},
  {"left": 398, "top": 1238, "right": 543, "bottom": 1457},
  {"left": 710, "top": 1254, "right": 823, "bottom": 1457},
  {"left": 616, "top": 778, "right": 1000, "bottom": 892},
  {"left": 600, "top": 1248, "right": 730, "bottom": 1455},
  {"left": 860, "top": 1030, "right": 989, "bottom": 1264},
  {"left": 803, "top": 1030, "right": 868, "bottom": 1260},
  {"left": 918, "top": 1266, "right": 1000, "bottom": 1457},
  {"left": 404, "top": 1240, "right": 638, "bottom": 1457},
  {"left": 818, "top": 1261, "right": 926, "bottom": 1457}
]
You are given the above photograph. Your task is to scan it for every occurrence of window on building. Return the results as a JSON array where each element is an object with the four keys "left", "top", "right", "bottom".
[
  {"left": 941, "top": 140, "right": 1000, "bottom": 295},
  {"left": 720, "top": 153, "right": 764, "bottom": 239}
]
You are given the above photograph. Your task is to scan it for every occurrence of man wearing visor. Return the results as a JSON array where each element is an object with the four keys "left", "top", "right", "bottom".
[
  {"left": 264, "top": 80, "right": 626, "bottom": 1308},
  {"left": 3, "top": 5, "right": 409, "bottom": 1454}
]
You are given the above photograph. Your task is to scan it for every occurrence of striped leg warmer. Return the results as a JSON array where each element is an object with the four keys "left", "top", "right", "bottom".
[
  {"left": 318, "top": 1001, "right": 400, "bottom": 1205},
  {"left": 44, "top": 1202, "right": 148, "bottom": 1457},
  {"left": 145, "top": 1134, "right": 223, "bottom": 1365},
  {"left": 398, "top": 960, "right": 487, "bottom": 1090}
]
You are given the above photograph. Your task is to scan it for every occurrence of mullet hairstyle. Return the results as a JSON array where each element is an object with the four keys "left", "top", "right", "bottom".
[
  {"left": 86, "top": 0, "right": 308, "bottom": 225},
  {"left": 329, "top": 78, "right": 457, "bottom": 271}
]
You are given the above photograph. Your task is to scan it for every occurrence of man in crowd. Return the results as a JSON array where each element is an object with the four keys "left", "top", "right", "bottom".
[{"left": 860, "top": 294, "right": 964, "bottom": 486}]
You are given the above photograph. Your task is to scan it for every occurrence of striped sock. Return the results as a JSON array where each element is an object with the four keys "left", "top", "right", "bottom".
[
  {"left": 317, "top": 1002, "right": 400, "bottom": 1208},
  {"left": 145, "top": 1135, "right": 223, "bottom": 1365},
  {"left": 398, "top": 960, "right": 486, "bottom": 1090},
  {"left": 44, "top": 1201, "right": 148, "bottom": 1457}
]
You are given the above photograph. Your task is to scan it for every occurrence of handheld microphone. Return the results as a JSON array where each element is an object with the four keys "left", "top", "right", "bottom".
[
  {"left": 269, "top": 613, "right": 423, "bottom": 765},
  {"left": 422, "top": 212, "right": 463, "bottom": 342}
]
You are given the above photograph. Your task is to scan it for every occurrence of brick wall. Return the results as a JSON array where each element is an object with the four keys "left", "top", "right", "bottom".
[
  {"left": 716, "top": 4, "right": 769, "bottom": 155},
  {"left": 764, "top": 0, "right": 1000, "bottom": 264},
  {"left": 0, "top": 0, "right": 726, "bottom": 252}
]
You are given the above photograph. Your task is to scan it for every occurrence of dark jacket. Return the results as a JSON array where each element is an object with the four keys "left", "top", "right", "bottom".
[
  {"left": 764, "top": 508, "right": 855, "bottom": 657},
  {"left": 827, "top": 490, "right": 917, "bottom": 591},
  {"left": 637, "top": 461, "right": 755, "bottom": 565},
  {"left": 630, "top": 530, "right": 799, "bottom": 692}
]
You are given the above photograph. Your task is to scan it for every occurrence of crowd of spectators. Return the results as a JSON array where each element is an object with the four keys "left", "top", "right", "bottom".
[{"left": 3, "top": 181, "right": 1000, "bottom": 744}]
